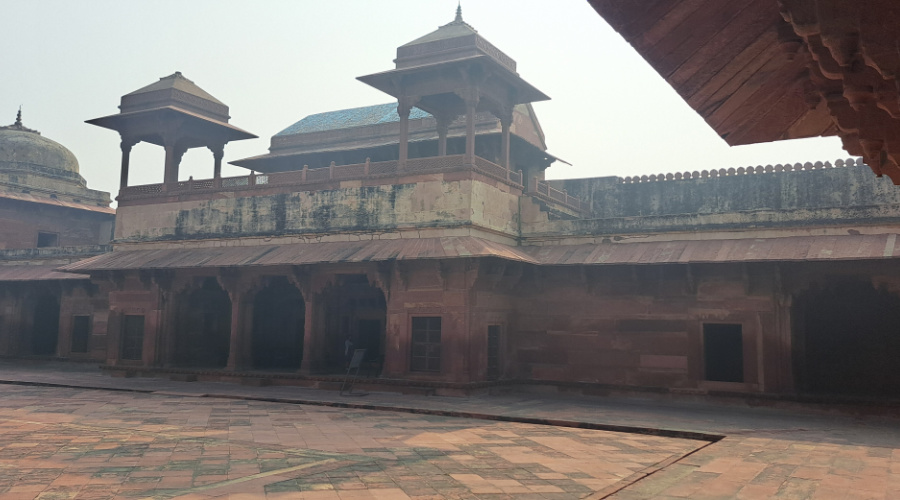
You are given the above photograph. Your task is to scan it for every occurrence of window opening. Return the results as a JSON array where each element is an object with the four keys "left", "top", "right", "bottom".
[
  {"left": 410, "top": 317, "right": 441, "bottom": 372},
  {"left": 703, "top": 323, "right": 743, "bottom": 382},
  {"left": 37, "top": 232, "right": 59, "bottom": 248}
]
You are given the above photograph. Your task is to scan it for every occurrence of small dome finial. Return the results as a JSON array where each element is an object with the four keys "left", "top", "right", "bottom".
[
  {"left": 455, "top": 2, "right": 463, "bottom": 23},
  {"left": 3, "top": 106, "right": 39, "bottom": 134}
]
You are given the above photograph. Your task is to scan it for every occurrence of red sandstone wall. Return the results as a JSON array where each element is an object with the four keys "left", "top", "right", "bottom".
[
  {"left": 383, "top": 260, "right": 476, "bottom": 383},
  {"left": 103, "top": 276, "right": 162, "bottom": 367},
  {"left": 0, "top": 198, "right": 112, "bottom": 249},
  {"left": 509, "top": 264, "right": 788, "bottom": 394},
  {"left": 58, "top": 284, "right": 109, "bottom": 361}
]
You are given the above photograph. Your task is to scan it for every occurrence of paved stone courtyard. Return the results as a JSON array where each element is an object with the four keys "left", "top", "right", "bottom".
[
  {"left": 0, "top": 362, "right": 899, "bottom": 499},
  {"left": 0, "top": 386, "right": 702, "bottom": 499}
]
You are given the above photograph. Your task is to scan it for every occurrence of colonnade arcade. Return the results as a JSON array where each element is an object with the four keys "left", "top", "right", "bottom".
[{"left": 108, "top": 267, "right": 387, "bottom": 375}]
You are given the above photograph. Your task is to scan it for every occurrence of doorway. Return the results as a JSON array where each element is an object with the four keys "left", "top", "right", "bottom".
[
  {"left": 793, "top": 281, "right": 900, "bottom": 398},
  {"left": 174, "top": 278, "right": 231, "bottom": 368},
  {"left": 703, "top": 323, "right": 743, "bottom": 383},
  {"left": 252, "top": 279, "right": 305, "bottom": 370},
  {"left": 31, "top": 295, "right": 60, "bottom": 356}
]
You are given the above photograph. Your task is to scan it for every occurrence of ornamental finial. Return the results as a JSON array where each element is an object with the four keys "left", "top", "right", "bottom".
[
  {"left": 2, "top": 106, "right": 39, "bottom": 134},
  {"left": 455, "top": 2, "right": 462, "bottom": 23}
]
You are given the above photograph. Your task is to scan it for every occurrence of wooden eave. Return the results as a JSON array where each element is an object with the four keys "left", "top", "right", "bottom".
[
  {"left": 86, "top": 106, "right": 257, "bottom": 146},
  {"left": 587, "top": 0, "right": 837, "bottom": 146},
  {"left": 357, "top": 55, "right": 549, "bottom": 106}
]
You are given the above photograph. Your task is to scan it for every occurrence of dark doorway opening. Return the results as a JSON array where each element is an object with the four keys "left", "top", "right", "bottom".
[
  {"left": 794, "top": 281, "right": 900, "bottom": 398},
  {"left": 175, "top": 278, "right": 231, "bottom": 368},
  {"left": 71, "top": 315, "right": 90, "bottom": 353},
  {"left": 252, "top": 279, "right": 305, "bottom": 370},
  {"left": 319, "top": 275, "right": 386, "bottom": 373},
  {"left": 357, "top": 319, "right": 382, "bottom": 366},
  {"left": 32, "top": 295, "right": 60, "bottom": 356},
  {"left": 487, "top": 325, "right": 501, "bottom": 381},
  {"left": 703, "top": 324, "right": 743, "bottom": 383},
  {"left": 121, "top": 315, "right": 144, "bottom": 361}
]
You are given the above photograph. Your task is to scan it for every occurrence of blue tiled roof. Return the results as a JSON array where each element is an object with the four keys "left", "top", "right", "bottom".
[{"left": 275, "top": 103, "right": 432, "bottom": 137}]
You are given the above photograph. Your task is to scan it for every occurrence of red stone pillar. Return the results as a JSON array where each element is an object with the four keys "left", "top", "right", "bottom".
[
  {"left": 119, "top": 139, "right": 136, "bottom": 190},
  {"left": 464, "top": 94, "right": 479, "bottom": 164},
  {"left": 209, "top": 143, "right": 224, "bottom": 180},
  {"left": 226, "top": 290, "right": 245, "bottom": 370},
  {"left": 499, "top": 113, "right": 512, "bottom": 169},
  {"left": 299, "top": 295, "right": 316, "bottom": 374},
  {"left": 163, "top": 144, "right": 178, "bottom": 185},
  {"left": 106, "top": 310, "right": 121, "bottom": 366},
  {"left": 436, "top": 116, "right": 450, "bottom": 157},
  {"left": 398, "top": 102, "right": 411, "bottom": 168}
]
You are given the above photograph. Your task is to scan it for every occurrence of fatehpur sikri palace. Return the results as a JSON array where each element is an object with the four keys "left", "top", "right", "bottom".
[{"left": 3, "top": 2, "right": 900, "bottom": 403}]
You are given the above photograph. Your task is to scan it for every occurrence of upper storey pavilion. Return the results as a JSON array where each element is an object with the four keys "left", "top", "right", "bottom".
[
  {"left": 91, "top": 8, "right": 581, "bottom": 218},
  {"left": 87, "top": 72, "right": 256, "bottom": 191},
  {"left": 356, "top": 6, "right": 549, "bottom": 170}
]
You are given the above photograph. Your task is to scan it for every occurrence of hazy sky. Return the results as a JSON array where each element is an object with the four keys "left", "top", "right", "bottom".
[{"left": 4, "top": 0, "right": 852, "bottom": 201}]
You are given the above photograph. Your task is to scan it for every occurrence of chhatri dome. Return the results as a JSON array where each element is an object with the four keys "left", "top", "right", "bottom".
[{"left": 0, "top": 110, "right": 110, "bottom": 206}]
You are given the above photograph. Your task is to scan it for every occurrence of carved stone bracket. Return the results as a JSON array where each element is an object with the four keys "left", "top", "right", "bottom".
[{"left": 778, "top": 0, "right": 900, "bottom": 183}]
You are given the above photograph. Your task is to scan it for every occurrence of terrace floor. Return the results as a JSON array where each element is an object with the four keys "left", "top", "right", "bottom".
[{"left": 0, "top": 360, "right": 897, "bottom": 499}]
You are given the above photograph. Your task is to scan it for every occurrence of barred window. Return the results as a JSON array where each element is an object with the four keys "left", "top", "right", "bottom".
[
  {"left": 410, "top": 317, "right": 441, "bottom": 372},
  {"left": 121, "top": 315, "right": 144, "bottom": 361}
]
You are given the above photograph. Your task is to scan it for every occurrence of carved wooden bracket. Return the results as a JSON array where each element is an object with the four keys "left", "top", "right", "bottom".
[{"left": 779, "top": 0, "right": 900, "bottom": 183}]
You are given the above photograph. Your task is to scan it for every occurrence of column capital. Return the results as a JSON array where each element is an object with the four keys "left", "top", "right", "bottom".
[
  {"left": 497, "top": 107, "right": 514, "bottom": 128},
  {"left": 455, "top": 87, "right": 480, "bottom": 107},
  {"left": 207, "top": 142, "right": 225, "bottom": 158},
  {"left": 397, "top": 95, "right": 420, "bottom": 118},
  {"left": 120, "top": 136, "right": 139, "bottom": 151},
  {"left": 174, "top": 143, "right": 189, "bottom": 164}
]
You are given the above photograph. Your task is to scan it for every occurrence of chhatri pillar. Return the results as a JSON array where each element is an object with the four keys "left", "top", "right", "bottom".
[
  {"left": 499, "top": 108, "right": 512, "bottom": 168},
  {"left": 87, "top": 72, "right": 256, "bottom": 192},
  {"left": 358, "top": 6, "right": 549, "bottom": 169},
  {"left": 119, "top": 138, "right": 138, "bottom": 189},
  {"left": 397, "top": 96, "right": 419, "bottom": 168}
]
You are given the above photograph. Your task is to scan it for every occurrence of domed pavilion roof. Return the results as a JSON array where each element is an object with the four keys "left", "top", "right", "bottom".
[
  {"left": 0, "top": 110, "right": 110, "bottom": 207},
  {"left": 0, "top": 110, "right": 80, "bottom": 175}
]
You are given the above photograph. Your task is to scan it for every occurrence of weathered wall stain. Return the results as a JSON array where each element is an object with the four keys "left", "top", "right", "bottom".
[{"left": 115, "top": 178, "right": 521, "bottom": 242}]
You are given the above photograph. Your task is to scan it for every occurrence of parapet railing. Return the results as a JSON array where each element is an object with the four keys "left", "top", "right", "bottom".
[
  {"left": 529, "top": 178, "right": 585, "bottom": 212},
  {"left": 119, "top": 154, "right": 526, "bottom": 201},
  {"left": 618, "top": 157, "right": 865, "bottom": 184}
]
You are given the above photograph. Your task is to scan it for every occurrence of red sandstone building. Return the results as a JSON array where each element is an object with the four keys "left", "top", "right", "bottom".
[
  {"left": 5, "top": 9, "right": 900, "bottom": 402},
  {"left": 0, "top": 111, "right": 114, "bottom": 360}
]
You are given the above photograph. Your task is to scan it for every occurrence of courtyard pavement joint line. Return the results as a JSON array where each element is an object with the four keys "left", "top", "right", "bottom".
[
  {"left": 584, "top": 438, "right": 719, "bottom": 499},
  {"left": 0, "top": 377, "right": 726, "bottom": 443},
  {"left": 136, "top": 459, "right": 349, "bottom": 500},
  {"left": 204, "top": 392, "right": 726, "bottom": 442}
]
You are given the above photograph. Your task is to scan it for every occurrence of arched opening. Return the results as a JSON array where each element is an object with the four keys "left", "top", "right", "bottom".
[
  {"left": 178, "top": 148, "right": 214, "bottom": 181},
  {"left": 128, "top": 142, "right": 165, "bottom": 186},
  {"left": 793, "top": 281, "right": 900, "bottom": 398},
  {"left": 252, "top": 278, "right": 305, "bottom": 370},
  {"left": 319, "top": 275, "right": 387, "bottom": 374},
  {"left": 174, "top": 278, "right": 231, "bottom": 368},
  {"left": 31, "top": 294, "right": 60, "bottom": 356}
]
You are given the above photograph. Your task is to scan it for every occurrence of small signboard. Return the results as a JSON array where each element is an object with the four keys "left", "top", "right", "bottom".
[{"left": 348, "top": 349, "right": 366, "bottom": 369}]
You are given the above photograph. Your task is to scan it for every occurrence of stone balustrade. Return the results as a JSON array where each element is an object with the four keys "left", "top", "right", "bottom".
[
  {"left": 530, "top": 178, "right": 584, "bottom": 213},
  {"left": 118, "top": 154, "right": 527, "bottom": 203}
]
